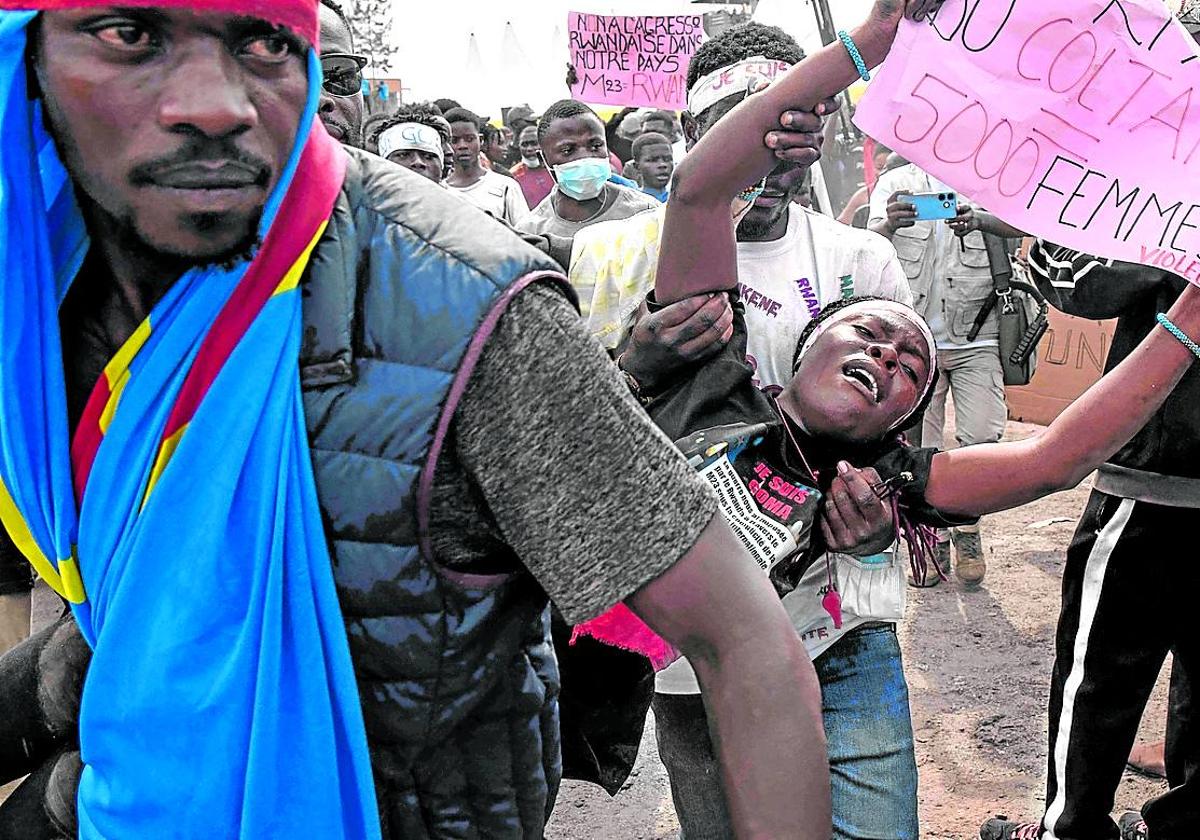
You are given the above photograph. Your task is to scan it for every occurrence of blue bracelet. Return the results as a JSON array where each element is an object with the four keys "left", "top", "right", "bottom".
[
  {"left": 1157, "top": 313, "right": 1200, "bottom": 360},
  {"left": 838, "top": 30, "right": 871, "bottom": 82}
]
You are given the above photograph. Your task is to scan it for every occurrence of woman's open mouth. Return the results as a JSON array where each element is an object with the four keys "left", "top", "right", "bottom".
[{"left": 842, "top": 362, "right": 881, "bottom": 403}]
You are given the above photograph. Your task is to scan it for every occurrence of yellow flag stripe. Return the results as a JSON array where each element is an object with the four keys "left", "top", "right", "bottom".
[
  {"left": 272, "top": 222, "right": 328, "bottom": 297},
  {"left": 103, "top": 317, "right": 152, "bottom": 383},
  {"left": 98, "top": 368, "right": 131, "bottom": 435},
  {"left": 0, "top": 476, "right": 85, "bottom": 603},
  {"left": 141, "top": 423, "right": 188, "bottom": 510}
]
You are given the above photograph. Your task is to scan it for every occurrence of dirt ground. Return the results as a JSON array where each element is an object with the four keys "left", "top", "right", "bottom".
[
  {"left": 546, "top": 418, "right": 1173, "bottom": 840},
  {"left": 2, "top": 420, "right": 1172, "bottom": 839}
]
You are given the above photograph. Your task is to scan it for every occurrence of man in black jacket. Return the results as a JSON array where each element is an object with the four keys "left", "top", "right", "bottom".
[{"left": 981, "top": 244, "right": 1200, "bottom": 840}]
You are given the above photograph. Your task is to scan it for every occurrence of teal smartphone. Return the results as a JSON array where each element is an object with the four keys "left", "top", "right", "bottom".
[{"left": 910, "top": 191, "right": 958, "bottom": 221}]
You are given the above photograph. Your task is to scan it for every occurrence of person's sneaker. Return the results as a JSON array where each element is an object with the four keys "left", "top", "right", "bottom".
[
  {"left": 908, "top": 540, "right": 949, "bottom": 587},
  {"left": 953, "top": 525, "right": 987, "bottom": 587},
  {"left": 1118, "top": 811, "right": 1148, "bottom": 840},
  {"left": 979, "top": 815, "right": 1042, "bottom": 839}
]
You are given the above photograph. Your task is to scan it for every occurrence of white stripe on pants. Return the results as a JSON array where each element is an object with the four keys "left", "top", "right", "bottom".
[{"left": 1043, "top": 498, "right": 1135, "bottom": 840}]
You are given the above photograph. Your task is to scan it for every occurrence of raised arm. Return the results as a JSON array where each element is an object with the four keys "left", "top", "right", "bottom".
[
  {"left": 656, "top": 0, "right": 945, "bottom": 304},
  {"left": 924, "top": 283, "right": 1200, "bottom": 518}
]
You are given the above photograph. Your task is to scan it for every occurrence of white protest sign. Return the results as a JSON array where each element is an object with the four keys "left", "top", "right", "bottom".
[{"left": 855, "top": 0, "right": 1200, "bottom": 280}]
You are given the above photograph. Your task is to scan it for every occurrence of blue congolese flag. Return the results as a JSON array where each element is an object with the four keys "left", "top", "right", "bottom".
[{"left": 0, "top": 8, "right": 380, "bottom": 838}]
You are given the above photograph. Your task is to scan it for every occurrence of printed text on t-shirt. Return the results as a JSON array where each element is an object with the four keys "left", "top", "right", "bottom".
[{"left": 738, "top": 282, "right": 782, "bottom": 318}]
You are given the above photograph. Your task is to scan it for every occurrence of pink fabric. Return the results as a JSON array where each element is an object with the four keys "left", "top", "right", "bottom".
[
  {"left": 862, "top": 136, "right": 878, "bottom": 195},
  {"left": 571, "top": 602, "right": 680, "bottom": 672},
  {"left": 2, "top": 0, "right": 319, "bottom": 44}
]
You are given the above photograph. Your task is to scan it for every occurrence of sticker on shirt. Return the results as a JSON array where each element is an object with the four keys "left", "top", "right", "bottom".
[{"left": 676, "top": 423, "right": 822, "bottom": 591}]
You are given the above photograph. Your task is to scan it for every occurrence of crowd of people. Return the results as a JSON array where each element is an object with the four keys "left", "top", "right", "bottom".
[{"left": 0, "top": 0, "right": 1196, "bottom": 838}]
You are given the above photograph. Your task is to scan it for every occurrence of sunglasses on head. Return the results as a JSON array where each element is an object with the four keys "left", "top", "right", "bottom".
[{"left": 320, "top": 53, "right": 368, "bottom": 97}]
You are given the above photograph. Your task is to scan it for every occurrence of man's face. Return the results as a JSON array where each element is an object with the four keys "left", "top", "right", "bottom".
[
  {"left": 691, "top": 95, "right": 816, "bottom": 237},
  {"left": 35, "top": 8, "right": 308, "bottom": 264},
  {"left": 450, "top": 120, "right": 481, "bottom": 169},
  {"left": 635, "top": 142, "right": 673, "bottom": 190},
  {"left": 518, "top": 125, "right": 541, "bottom": 166},
  {"left": 317, "top": 4, "right": 363, "bottom": 147},
  {"left": 739, "top": 162, "right": 809, "bottom": 236},
  {"left": 540, "top": 114, "right": 607, "bottom": 168},
  {"left": 388, "top": 149, "right": 442, "bottom": 183}
]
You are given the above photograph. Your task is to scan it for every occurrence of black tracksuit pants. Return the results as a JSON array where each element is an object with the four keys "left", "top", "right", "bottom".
[{"left": 1040, "top": 490, "right": 1199, "bottom": 839}]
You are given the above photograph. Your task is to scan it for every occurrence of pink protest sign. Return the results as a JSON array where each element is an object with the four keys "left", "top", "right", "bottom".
[
  {"left": 568, "top": 12, "right": 704, "bottom": 110},
  {"left": 855, "top": 0, "right": 1200, "bottom": 281}
]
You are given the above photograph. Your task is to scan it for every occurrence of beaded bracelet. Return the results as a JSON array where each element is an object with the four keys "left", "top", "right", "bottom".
[
  {"left": 1156, "top": 313, "right": 1200, "bottom": 360},
  {"left": 838, "top": 30, "right": 871, "bottom": 82}
]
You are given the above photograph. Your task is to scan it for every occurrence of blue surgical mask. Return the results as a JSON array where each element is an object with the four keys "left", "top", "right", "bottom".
[{"left": 552, "top": 157, "right": 610, "bottom": 201}]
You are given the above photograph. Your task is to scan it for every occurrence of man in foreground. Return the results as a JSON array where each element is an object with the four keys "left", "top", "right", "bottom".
[{"left": 0, "top": 0, "right": 834, "bottom": 837}]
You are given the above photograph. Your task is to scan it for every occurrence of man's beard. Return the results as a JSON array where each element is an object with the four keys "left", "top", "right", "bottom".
[
  {"left": 737, "top": 210, "right": 780, "bottom": 239},
  {"left": 113, "top": 205, "right": 264, "bottom": 273}
]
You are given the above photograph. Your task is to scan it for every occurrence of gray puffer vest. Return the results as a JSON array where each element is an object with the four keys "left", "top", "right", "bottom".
[{"left": 298, "top": 148, "right": 569, "bottom": 838}]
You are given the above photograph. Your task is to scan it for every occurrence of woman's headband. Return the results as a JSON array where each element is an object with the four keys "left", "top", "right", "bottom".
[{"left": 378, "top": 122, "right": 444, "bottom": 167}]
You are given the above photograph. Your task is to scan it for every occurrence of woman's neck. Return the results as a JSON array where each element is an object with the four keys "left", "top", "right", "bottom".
[{"left": 773, "top": 393, "right": 883, "bottom": 480}]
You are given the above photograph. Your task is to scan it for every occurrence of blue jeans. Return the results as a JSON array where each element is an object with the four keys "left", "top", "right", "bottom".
[{"left": 652, "top": 624, "right": 918, "bottom": 839}]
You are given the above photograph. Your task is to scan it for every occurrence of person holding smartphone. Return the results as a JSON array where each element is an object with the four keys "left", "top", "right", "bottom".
[{"left": 868, "top": 162, "right": 1023, "bottom": 587}]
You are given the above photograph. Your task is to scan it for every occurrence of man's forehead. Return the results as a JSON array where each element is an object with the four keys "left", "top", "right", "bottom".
[
  {"left": 317, "top": 3, "right": 351, "bottom": 53},
  {"left": 546, "top": 115, "right": 602, "bottom": 142},
  {"left": 14, "top": 0, "right": 318, "bottom": 44}
]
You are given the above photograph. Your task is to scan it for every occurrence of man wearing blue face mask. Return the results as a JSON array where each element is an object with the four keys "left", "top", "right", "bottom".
[{"left": 523, "top": 99, "right": 659, "bottom": 239}]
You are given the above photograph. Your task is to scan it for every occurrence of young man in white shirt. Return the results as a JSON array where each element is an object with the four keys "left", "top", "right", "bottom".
[{"left": 443, "top": 107, "right": 529, "bottom": 227}]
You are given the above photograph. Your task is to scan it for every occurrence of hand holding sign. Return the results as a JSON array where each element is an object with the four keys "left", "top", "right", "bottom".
[
  {"left": 872, "top": 0, "right": 953, "bottom": 26},
  {"left": 855, "top": 0, "right": 1200, "bottom": 281}
]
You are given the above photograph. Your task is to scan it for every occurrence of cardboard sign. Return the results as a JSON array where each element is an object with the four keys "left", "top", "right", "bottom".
[
  {"left": 568, "top": 12, "right": 704, "bottom": 109},
  {"left": 1007, "top": 309, "right": 1116, "bottom": 425},
  {"left": 856, "top": 0, "right": 1200, "bottom": 280}
]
